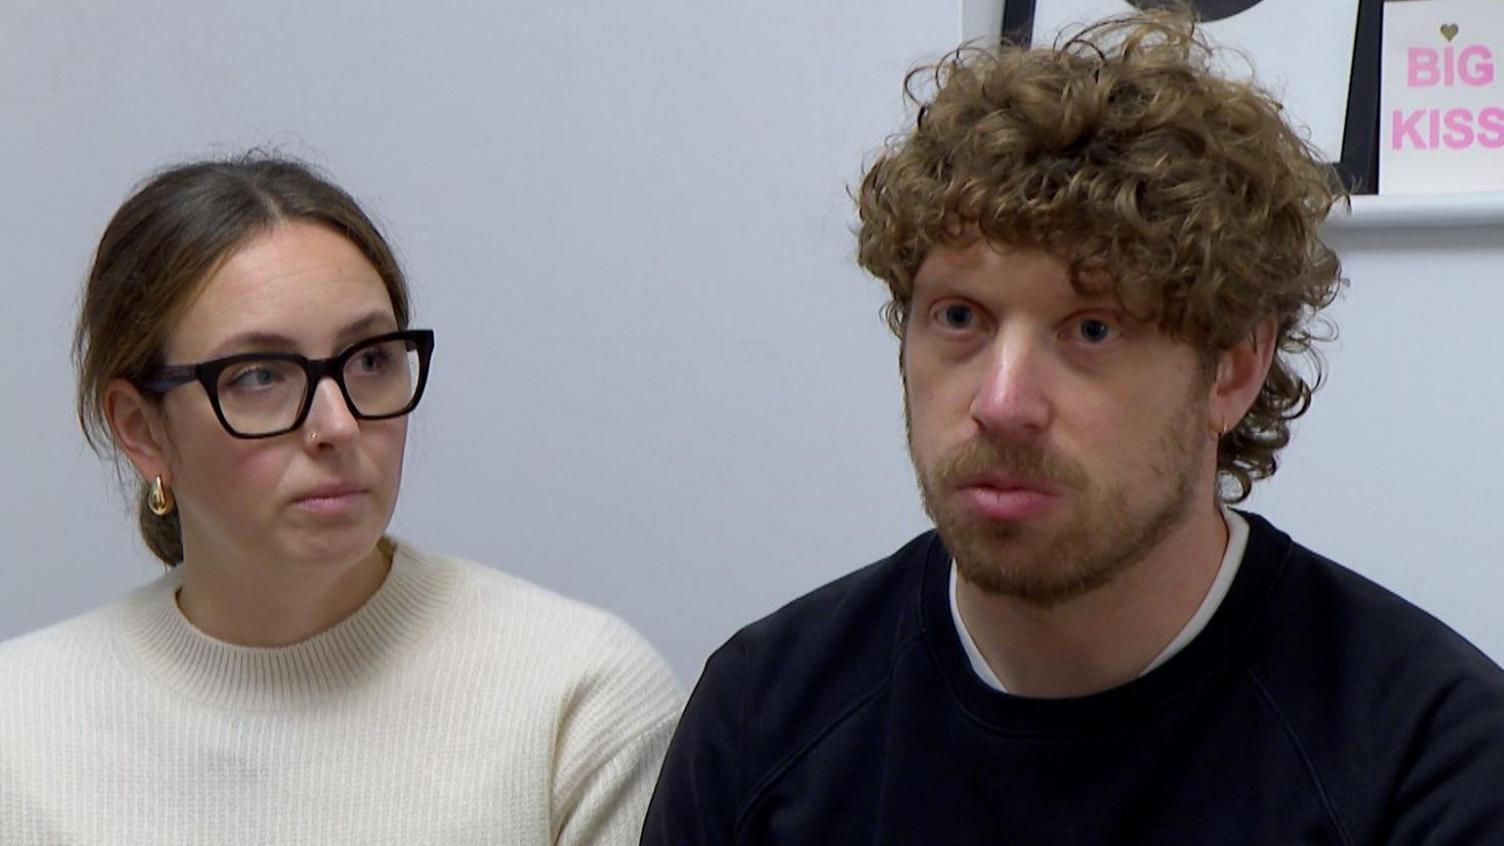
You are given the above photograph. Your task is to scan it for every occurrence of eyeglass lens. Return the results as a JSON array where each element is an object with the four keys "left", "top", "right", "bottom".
[{"left": 214, "top": 337, "right": 422, "bottom": 436}]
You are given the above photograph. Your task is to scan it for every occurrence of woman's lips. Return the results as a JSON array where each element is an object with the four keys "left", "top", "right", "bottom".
[{"left": 292, "top": 486, "right": 368, "bottom": 516}]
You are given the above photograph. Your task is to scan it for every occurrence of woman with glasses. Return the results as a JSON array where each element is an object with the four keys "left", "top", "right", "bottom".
[{"left": 0, "top": 156, "right": 681, "bottom": 844}]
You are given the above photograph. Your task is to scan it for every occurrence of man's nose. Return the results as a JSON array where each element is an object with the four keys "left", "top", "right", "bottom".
[{"left": 968, "top": 332, "right": 1054, "bottom": 439}]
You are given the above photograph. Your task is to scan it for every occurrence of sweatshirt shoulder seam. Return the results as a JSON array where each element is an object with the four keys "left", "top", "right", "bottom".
[
  {"left": 1245, "top": 666, "right": 1355, "bottom": 846},
  {"left": 731, "top": 628, "right": 926, "bottom": 839}
]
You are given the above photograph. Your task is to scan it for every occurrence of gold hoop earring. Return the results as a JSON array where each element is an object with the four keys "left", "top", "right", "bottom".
[{"left": 148, "top": 475, "right": 176, "bottom": 517}]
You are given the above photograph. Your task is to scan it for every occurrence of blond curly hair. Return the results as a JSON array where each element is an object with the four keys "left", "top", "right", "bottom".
[{"left": 856, "top": 9, "right": 1347, "bottom": 501}]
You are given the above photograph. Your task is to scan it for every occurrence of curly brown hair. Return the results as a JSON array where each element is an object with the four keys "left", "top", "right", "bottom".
[{"left": 855, "top": 9, "right": 1346, "bottom": 502}]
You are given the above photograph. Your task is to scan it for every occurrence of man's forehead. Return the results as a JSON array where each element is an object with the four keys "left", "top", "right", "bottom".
[{"left": 915, "top": 240, "right": 1123, "bottom": 306}]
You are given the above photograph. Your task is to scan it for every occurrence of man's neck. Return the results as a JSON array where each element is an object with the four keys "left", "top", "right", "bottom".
[{"left": 954, "top": 502, "right": 1230, "bottom": 698}]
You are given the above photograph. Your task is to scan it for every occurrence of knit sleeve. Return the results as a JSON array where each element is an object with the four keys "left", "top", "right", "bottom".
[{"left": 550, "top": 616, "right": 684, "bottom": 846}]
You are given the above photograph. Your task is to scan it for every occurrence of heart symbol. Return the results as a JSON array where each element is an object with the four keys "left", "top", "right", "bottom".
[{"left": 1441, "top": 23, "right": 1459, "bottom": 41}]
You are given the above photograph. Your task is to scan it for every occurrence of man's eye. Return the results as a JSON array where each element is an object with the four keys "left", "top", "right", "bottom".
[
  {"left": 1076, "top": 318, "right": 1115, "bottom": 344},
  {"left": 937, "top": 303, "right": 976, "bottom": 330}
]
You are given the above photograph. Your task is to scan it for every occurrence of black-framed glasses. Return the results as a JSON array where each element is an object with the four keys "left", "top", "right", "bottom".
[{"left": 137, "top": 329, "right": 435, "bottom": 439}]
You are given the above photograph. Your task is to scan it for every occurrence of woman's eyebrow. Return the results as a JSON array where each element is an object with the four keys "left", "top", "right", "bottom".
[
  {"left": 204, "top": 329, "right": 298, "bottom": 358},
  {"left": 333, "top": 312, "right": 400, "bottom": 347},
  {"left": 204, "top": 312, "right": 397, "bottom": 359}
]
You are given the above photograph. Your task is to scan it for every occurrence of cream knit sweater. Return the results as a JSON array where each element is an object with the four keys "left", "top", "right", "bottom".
[{"left": 0, "top": 541, "right": 683, "bottom": 845}]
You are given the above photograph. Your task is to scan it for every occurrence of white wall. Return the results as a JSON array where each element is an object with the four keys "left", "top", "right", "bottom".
[
  {"left": 0, "top": 0, "right": 953, "bottom": 683},
  {"left": 2, "top": 2, "right": 1500, "bottom": 687},
  {"left": 1246, "top": 221, "right": 1504, "bottom": 663}
]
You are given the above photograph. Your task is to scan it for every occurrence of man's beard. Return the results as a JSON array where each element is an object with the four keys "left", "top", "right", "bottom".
[{"left": 910, "top": 399, "right": 1205, "bottom": 607}]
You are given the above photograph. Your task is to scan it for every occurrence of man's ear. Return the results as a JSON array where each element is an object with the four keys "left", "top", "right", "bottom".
[
  {"left": 1208, "top": 317, "right": 1278, "bottom": 434},
  {"left": 103, "top": 379, "right": 174, "bottom": 485}
]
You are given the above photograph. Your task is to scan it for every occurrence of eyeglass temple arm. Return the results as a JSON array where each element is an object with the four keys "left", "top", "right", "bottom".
[{"left": 137, "top": 364, "right": 198, "bottom": 393}]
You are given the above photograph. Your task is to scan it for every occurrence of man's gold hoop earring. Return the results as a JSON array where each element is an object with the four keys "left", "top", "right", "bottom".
[{"left": 148, "top": 475, "right": 176, "bottom": 517}]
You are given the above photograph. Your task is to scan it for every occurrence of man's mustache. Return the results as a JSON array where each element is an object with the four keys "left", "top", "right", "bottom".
[{"left": 929, "top": 437, "right": 1088, "bottom": 491}]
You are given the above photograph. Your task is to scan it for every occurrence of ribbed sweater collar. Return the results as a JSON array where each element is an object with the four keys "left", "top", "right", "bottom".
[{"left": 118, "top": 541, "right": 458, "bottom": 711}]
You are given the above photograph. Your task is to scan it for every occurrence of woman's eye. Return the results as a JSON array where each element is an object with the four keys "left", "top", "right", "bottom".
[
  {"left": 228, "top": 366, "right": 281, "bottom": 389},
  {"left": 936, "top": 303, "right": 977, "bottom": 331},
  {"left": 1076, "top": 318, "right": 1116, "bottom": 344},
  {"left": 357, "top": 350, "right": 388, "bottom": 372}
]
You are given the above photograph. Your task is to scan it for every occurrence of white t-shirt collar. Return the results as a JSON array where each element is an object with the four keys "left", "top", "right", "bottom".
[{"left": 949, "top": 506, "right": 1252, "bottom": 694}]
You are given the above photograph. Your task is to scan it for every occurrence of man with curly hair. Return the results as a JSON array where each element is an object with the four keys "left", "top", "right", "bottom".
[{"left": 643, "top": 10, "right": 1504, "bottom": 844}]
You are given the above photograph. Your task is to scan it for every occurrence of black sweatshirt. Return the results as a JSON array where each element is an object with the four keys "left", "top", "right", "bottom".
[{"left": 642, "top": 513, "right": 1504, "bottom": 844}]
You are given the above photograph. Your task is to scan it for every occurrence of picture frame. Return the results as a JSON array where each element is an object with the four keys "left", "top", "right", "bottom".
[{"left": 999, "top": 0, "right": 1384, "bottom": 193}]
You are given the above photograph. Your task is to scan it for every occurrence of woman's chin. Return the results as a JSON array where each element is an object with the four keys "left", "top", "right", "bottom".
[{"left": 273, "top": 525, "right": 387, "bottom": 569}]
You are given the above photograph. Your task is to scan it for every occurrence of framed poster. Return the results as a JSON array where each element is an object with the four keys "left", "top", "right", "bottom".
[
  {"left": 1379, "top": 0, "right": 1504, "bottom": 195},
  {"left": 1000, "top": 0, "right": 1384, "bottom": 193}
]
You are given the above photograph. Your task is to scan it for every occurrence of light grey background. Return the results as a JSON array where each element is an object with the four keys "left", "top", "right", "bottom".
[{"left": 2, "top": 1, "right": 1500, "bottom": 686}]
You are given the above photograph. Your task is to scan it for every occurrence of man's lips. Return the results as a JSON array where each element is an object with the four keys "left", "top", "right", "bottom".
[{"left": 952, "top": 472, "right": 1062, "bottom": 521}]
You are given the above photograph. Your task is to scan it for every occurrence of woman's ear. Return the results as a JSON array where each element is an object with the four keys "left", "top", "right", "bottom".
[
  {"left": 1208, "top": 317, "right": 1278, "bottom": 433},
  {"left": 103, "top": 379, "right": 174, "bottom": 484}
]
